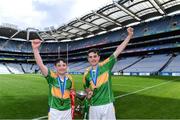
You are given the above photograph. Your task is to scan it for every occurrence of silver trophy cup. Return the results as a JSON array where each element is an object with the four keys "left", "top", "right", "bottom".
[{"left": 75, "top": 90, "right": 88, "bottom": 119}]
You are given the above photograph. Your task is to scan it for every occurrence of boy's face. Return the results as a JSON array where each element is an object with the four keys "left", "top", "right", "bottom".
[
  {"left": 55, "top": 61, "right": 67, "bottom": 75},
  {"left": 88, "top": 52, "right": 100, "bottom": 66}
]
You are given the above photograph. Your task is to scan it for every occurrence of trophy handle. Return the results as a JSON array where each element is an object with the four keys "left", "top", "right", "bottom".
[{"left": 70, "top": 89, "right": 76, "bottom": 120}]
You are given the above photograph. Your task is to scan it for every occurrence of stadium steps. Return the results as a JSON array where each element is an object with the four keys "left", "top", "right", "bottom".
[
  {"left": 158, "top": 54, "right": 175, "bottom": 73},
  {"left": 72, "top": 63, "right": 90, "bottom": 71},
  {"left": 69, "top": 62, "right": 85, "bottom": 69},
  {"left": 121, "top": 57, "right": 145, "bottom": 72},
  {"left": 30, "top": 64, "right": 34, "bottom": 70},
  {"left": 20, "top": 64, "right": 25, "bottom": 73},
  {"left": 4, "top": 63, "right": 14, "bottom": 74}
]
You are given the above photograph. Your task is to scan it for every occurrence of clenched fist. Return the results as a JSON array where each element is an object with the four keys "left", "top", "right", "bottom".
[
  {"left": 31, "top": 39, "right": 42, "bottom": 49},
  {"left": 127, "top": 27, "right": 134, "bottom": 37}
]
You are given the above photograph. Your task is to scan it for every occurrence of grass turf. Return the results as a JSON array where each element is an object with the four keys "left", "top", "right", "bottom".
[{"left": 0, "top": 74, "right": 180, "bottom": 119}]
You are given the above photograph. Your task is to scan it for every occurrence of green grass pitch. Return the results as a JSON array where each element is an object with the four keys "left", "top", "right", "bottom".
[{"left": 1, "top": 74, "right": 180, "bottom": 119}]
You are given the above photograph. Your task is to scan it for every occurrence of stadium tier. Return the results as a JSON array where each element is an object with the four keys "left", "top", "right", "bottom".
[
  {"left": 123, "top": 54, "right": 172, "bottom": 75},
  {"left": 0, "top": 15, "right": 180, "bottom": 53},
  {"left": 0, "top": 63, "right": 39, "bottom": 74},
  {"left": 161, "top": 54, "right": 180, "bottom": 76},
  {"left": 0, "top": 13, "right": 180, "bottom": 76}
]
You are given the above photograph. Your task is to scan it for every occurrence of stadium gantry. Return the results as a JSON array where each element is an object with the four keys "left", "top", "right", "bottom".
[{"left": 0, "top": 0, "right": 180, "bottom": 41}]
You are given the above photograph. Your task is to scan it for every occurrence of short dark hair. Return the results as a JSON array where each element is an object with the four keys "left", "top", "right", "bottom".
[
  {"left": 87, "top": 48, "right": 100, "bottom": 56},
  {"left": 54, "top": 58, "right": 67, "bottom": 66}
]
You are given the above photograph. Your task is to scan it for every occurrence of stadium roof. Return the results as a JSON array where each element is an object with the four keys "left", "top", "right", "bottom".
[{"left": 0, "top": 0, "right": 180, "bottom": 42}]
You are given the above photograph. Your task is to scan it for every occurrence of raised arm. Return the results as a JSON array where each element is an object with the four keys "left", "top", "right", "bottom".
[
  {"left": 31, "top": 39, "right": 48, "bottom": 76},
  {"left": 113, "top": 27, "right": 134, "bottom": 58}
]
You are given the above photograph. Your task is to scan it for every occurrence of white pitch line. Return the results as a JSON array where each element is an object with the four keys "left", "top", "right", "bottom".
[
  {"left": 32, "top": 115, "right": 48, "bottom": 120},
  {"left": 115, "top": 80, "right": 174, "bottom": 99},
  {"left": 33, "top": 79, "right": 176, "bottom": 120},
  {"left": 112, "top": 84, "right": 143, "bottom": 88}
]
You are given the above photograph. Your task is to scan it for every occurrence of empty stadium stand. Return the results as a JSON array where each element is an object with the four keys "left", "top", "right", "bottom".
[{"left": 0, "top": 1, "right": 180, "bottom": 76}]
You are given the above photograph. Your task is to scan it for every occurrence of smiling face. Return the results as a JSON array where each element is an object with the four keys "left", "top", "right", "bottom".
[
  {"left": 88, "top": 52, "right": 100, "bottom": 67},
  {"left": 54, "top": 59, "right": 67, "bottom": 75}
]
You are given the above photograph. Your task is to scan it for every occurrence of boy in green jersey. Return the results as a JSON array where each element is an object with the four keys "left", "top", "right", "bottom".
[
  {"left": 32, "top": 39, "right": 75, "bottom": 120},
  {"left": 83, "top": 27, "right": 134, "bottom": 119}
]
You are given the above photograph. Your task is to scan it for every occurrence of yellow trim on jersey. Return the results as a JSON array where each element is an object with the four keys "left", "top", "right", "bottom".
[
  {"left": 96, "top": 72, "right": 109, "bottom": 87},
  {"left": 51, "top": 87, "right": 70, "bottom": 99},
  {"left": 99, "top": 57, "right": 110, "bottom": 66}
]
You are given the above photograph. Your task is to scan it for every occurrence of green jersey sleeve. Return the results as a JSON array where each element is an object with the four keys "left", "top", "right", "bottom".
[
  {"left": 99, "top": 54, "right": 117, "bottom": 70},
  {"left": 45, "top": 69, "right": 55, "bottom": 84}
]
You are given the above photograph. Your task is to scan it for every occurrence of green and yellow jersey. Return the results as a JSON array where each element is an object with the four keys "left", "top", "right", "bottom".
[
  {"left": 83, "top": 54, "right": 117, "bottom": 106},
  {"left": 45, "top": 69, "right": 74, "bottom": 111}
]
